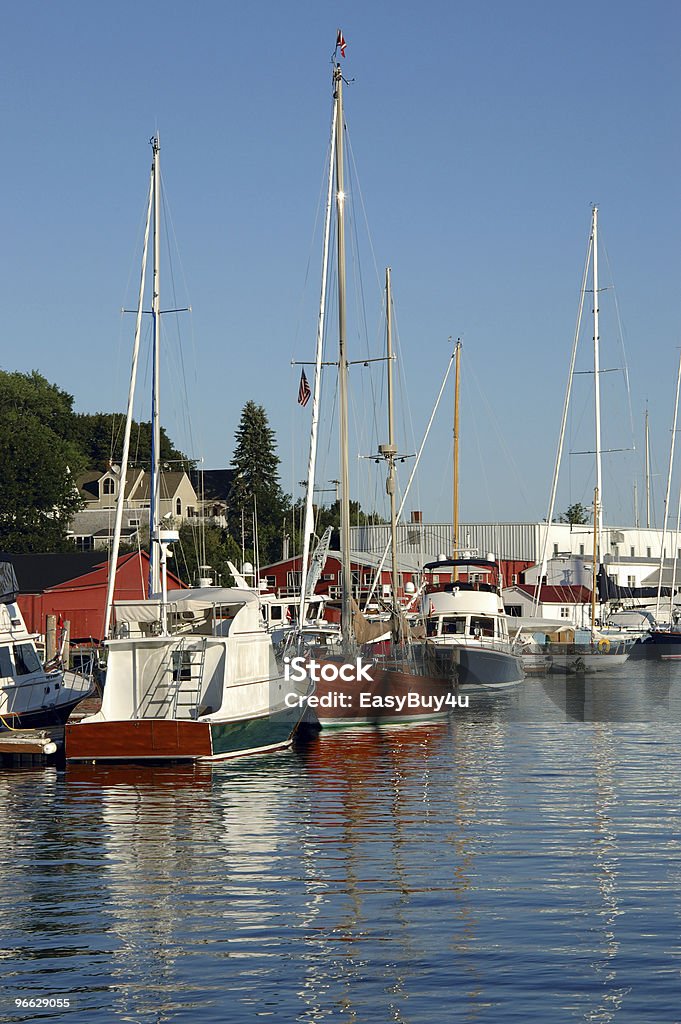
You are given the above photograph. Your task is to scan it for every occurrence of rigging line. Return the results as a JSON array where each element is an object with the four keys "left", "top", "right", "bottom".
[
  {"left": 534, "top": 226, "right": 592, "bottom": 615},
  {"left": 159, "top": 175, "right": 198, "bottom": 470},
  {"left": 344, "top": 148, "right": 381, "bottom": 451},
  {"left": 601, "top": 237, "right": 637, "bottom": 454}
]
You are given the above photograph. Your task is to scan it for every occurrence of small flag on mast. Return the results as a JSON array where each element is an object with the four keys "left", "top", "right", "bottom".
[
  {"left": 298, "top": 369, "right": 311, "bottom": 407},
  {"left": 336, "top": 30, "right": 347, "bottom": 58}
]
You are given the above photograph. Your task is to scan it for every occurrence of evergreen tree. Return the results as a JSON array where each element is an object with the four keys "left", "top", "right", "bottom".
[{"left": 229, "top": 401, "right": 289, "bottom": 563}]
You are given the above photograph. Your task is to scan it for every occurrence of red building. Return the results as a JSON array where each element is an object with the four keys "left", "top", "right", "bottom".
[
  {"left": 14, "top": 551, "right": 185, "bottom": 642},
  {"left": 261, "top": 552, "right": 533, "bottom": 606}
]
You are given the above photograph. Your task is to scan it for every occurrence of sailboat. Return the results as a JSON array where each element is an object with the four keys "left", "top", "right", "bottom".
[
  {"left": 534, "top": 206, "right": 630, "bottom": 673},
  {"left": 0, "top": 561, "right": 94, "bottom": 730},
  {"left": 411, "top": 342, "right": 525, "bottom": 688},
  {"left": 66, "top": 137, "right": 309, "bottom": 762},
  {"left": 294, "top": 55, "right": 454, "bottom": 726},
  {"left": 634, "top": 350, "right": 681, "bottom": 659}
]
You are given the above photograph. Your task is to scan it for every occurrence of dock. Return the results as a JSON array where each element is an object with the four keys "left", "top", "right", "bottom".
[{"left": 0, "top": 697, "right": 101, "bottom": 766}]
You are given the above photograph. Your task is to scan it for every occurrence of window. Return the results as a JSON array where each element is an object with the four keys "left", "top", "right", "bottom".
[
  {"left": 269, "top": 606, "right": 284, "bottom": 622},
  {"left": 627, "top": 576, "right": 636, "bottom": 588},
  {"left": 0, "top": 647, "right": 14, "bottom": 678},
  {"left": 102, "top": 477, "right": 115, "bottom": 496},
  {"left": 363, "top": 573, "right": 373, "bottom": 585},
  {"left": 631, "top": 547, "right": 635, "bottom": 558},
  {"left": 287, "top": 571, "right": 302, "bottom": 590},
  {"left": 13, "top": 643, "right": 42, "bottom": 675},
  {"left": 322, "top": 573, "right": 334, "bottom": 582},
  {"left": 560, "top": 607, "right": 570, "bottom": 619},
  {"left": 470, "top": 616, "right": 495, "bottom": 638},
  {"left": 431, "top": 574, "right": 439, "bottom": 585},
  {"left": 265, "top": 576, "right": 276, "bottom": 589},
  {"left": 187, "top": 506, "right": 196, "bottom": 518},
  {"left": 176, "top": 498, "right": 182, "bottom": 516},
  {"left": 75, "top": 536, "right": 94, "bottom": 552},
  {"left": 505, "top": 605, "right": 523, "bottom": 617},
  {"left": 553, "top": 544, "right": 559, "bottom": 557},
  {"left": 129, "top": 519, "right": 141, "bottom": 528},
  {"left": 511, "top": 574, "right": 518, "bottom": 585},
  {"left": 443, "top": 617, "right": 467, "bottom": 635},
  {"left": 579, "top": 545, "right": 585, "bottom": 556},
  {"left": 647, "top": 547, "right": 652, "bottom": 558}
]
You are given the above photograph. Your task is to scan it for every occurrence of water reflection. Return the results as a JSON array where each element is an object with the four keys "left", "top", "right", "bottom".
[{"left": 0, "top": 704, "right": 680, "bottom": 1021}]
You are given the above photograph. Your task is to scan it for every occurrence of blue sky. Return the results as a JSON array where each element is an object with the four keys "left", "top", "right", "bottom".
[{"left": 3, "top": 1, "right": 680, "bottom": 527}]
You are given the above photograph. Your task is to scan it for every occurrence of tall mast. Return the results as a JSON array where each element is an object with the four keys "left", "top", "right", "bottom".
[
  {"left": 452, "top": 339, "right": 461, "bottom": 579},
  {"left": 298, "top": 105, "right": 337, "bottom": 628},
  {"left": 334, "top": 63, "right": 353, "bottom": 640},
  {"left": 645, "top": 405, "right": 651, "bottom": 528},
  {"left": 383, "top": 268, "right": 399, "bottom": 611},
  {"left": 102, "top": 154, "right": 154, "bottom": 639},
  {"left": 656, "top": 350, "right": 681, "bottom": 620},
  {"left": 592, "top": 205, "right": 604, "bottom": 542},
  {"left": 149, "top": 135, "right": 162, "bottom": 597}
]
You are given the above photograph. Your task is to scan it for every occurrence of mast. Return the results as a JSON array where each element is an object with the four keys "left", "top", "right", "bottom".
[
  {"left": 592, "top": 205, "right": 604, "bottom": 541},
  {"left": 382, "top": 268, "right": 400, "bottom": 614},
  {"left": 334, "top": 63, "right": 353, "bottom": 641},
  {"left": 102, "top": 155, "right": 154, "bottom": 640},
  {"left": 149, "top": 135, "right": 162, "bottom": 597},
  {"left": 298, "top": 104, "right": 337, "bottom": 628},
  {"left": 591, "top": 486, "right": 599, "bottom": 633},
  {"left": 656, "top": 350, "right": 681, "bottom": 619},
  {"left": 452, "top": 339, "right": 461, "bottom": 580},
  {"left": 644, "top": 406, "right": 651, "bottom": 528}
]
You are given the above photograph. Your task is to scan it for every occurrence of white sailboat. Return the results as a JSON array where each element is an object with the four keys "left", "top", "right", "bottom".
[
  {"left": 536, "top": 207, "right": 630, "bottom": 673},
  {"left": 66, "top": 137, "right": 309, "bottom": 762}
]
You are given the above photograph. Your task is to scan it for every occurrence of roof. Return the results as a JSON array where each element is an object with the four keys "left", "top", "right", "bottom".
[
  {"left": 511, "top": 583, "right": 593, "bottom": 604},
  {"left": 75, "top": 471, "right": 101, "bottom": 500},
  {"left": 191, "top": 469, "right": 235, "bottom": 502},
  {"left": 0, "top": 552, "right": 106, "bottom": 593}
]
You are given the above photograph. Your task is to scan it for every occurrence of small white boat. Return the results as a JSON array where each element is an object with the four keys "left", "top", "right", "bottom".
[
  {"left": 416, "top": 557, "right": 525, "bottom": 687},
  {"left": 0, "top": 562, "right": 93, "bottom": 730}
]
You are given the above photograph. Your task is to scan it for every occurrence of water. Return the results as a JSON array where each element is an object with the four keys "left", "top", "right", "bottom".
[{"left": 2, "top": 661, "right": 681, "bottom": 1023}]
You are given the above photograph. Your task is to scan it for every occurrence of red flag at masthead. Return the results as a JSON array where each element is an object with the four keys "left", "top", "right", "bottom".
[{"left": 336, "top": 30, "right": 347, "bottom": 58}]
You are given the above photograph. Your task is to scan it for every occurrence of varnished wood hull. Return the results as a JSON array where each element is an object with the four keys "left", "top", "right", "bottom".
[
  {"left": 311, "top": 657, "right": 454, "bottom": 727},
  {"left": 65, "top": 709, "right": 299, "bottom": 762}
]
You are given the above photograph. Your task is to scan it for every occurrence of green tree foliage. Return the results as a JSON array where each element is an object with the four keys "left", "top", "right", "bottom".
[
  {"left": 229, "top": 401, "right": 289, "bottom": 563},
  {"left": 0, "top": 371, "right": 84, "bottom": 551},
  {"left": 71, "top": 412, "right": 188, "bottom": 472},
  {"left": 559, "top": 502, "right": 590, "bottom": 525}
]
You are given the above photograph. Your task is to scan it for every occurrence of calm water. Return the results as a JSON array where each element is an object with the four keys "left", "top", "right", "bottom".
[{"left": 2, "top": 661, "right": 681, "bottom": 1023}]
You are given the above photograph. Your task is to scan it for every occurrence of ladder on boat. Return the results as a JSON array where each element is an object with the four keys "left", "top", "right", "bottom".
[{"left": 139, "top": 638, "right": 208, "bottom": 719}]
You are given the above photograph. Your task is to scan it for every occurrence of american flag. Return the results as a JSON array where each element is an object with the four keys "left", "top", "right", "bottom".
[
  {"left": 298, "top": 369, "right": 311, "bottom": 407},
  {"left": 336, "top": 30, "right": 347, "bottom": 58}
]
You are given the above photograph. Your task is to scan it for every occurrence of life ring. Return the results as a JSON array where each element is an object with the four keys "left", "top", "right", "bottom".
[{"left": 597, "top": 637, "right": 610, "bottom": 653}]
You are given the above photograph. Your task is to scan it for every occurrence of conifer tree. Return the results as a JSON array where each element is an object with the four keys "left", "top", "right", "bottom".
[{"left": 229, "top": 401, "right": 288, "bottom": 563}]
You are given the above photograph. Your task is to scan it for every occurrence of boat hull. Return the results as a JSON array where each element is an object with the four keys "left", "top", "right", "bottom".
[
  {"left": 310, "top": 656, "right": 454, "bottom": 727},
  {"left": 0, "top": 671, "right": 94, "bottom": 733},
  {"left": 416, "top": 642, "right": 524, "bottom": 688},
  {"left": 630, "top": 631, "right": 681, "bottom": 661},
  {"left": 65, "top": 708, "right": 299, "bottom": 762}
]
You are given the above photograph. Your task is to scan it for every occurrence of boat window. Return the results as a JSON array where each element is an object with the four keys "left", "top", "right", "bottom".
[
  {"left": 0, "top": 646, "right": 14, "bottom": 678},
  {"left": 470, "top": 616, "right": 495, "bottom": 638},
  {"left": 13, "top": 643, "right": 42, "bottom": 675},
  {"left": 426, "top": 618, "right": 439, "bottom": 637},
  {"left": 443, "top": 617, "right": 466, "bottom": 635},
  {"left": 270, "top": 606, "right": 284, "bottom": 622}
]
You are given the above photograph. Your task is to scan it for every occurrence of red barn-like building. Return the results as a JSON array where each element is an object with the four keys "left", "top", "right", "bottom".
[{"left": 13, "top": 551, "right": 185, "bottom": 642}]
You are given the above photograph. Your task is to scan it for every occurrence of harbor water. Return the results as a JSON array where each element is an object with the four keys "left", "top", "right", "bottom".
[{"left": 2, "top": 658, "right": 681, "bottom": 1022}]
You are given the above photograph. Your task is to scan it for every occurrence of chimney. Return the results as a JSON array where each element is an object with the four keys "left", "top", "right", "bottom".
[{"left": 410, "top": 510, "right": 423, "bottom": 524}]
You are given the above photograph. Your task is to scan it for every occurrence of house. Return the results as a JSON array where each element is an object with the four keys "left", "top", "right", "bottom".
[
  {"left": 71, "top": 467, "right": 200, "bottom": 551},
  {"left": 502, "top": 583, "right": 593, "bottom": 629},
  {"left": 12, "top": 550, "right": 186, "bottom": 642}
]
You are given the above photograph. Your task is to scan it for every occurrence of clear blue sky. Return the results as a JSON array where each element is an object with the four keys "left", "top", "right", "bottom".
[{"left": 3, "top": 1, "right": 680, "bottom": 527}]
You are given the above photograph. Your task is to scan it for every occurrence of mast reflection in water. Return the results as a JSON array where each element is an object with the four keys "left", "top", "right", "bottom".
[{"left": 1, "top": 664, "right": 681, "bottom": 1022}]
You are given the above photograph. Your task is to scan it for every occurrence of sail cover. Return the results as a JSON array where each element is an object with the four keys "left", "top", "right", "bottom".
[{"left": 0, "top": 562, "right": 19, "bottom": 604}]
